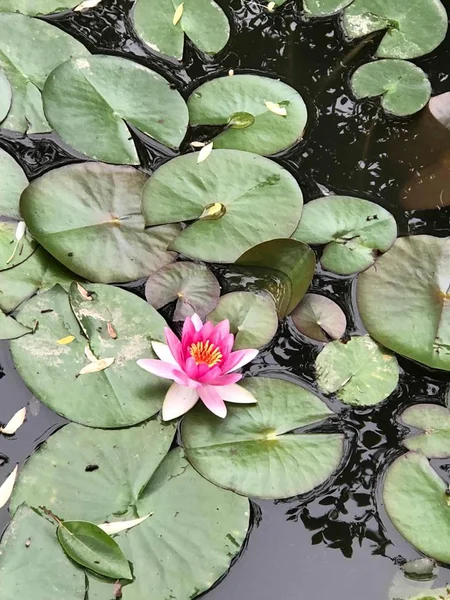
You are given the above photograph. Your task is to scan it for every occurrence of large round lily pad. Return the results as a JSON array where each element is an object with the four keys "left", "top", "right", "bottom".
[
  {"left": 10, "top": 283, "right": 171, "bottom": 427},
  {"left": 133, "top": 0, "right": 230, "bottom": 60},
  {"left": 20, "top": 162, "right": 180, "bottom": 283},
  {"left": 0, "top": 221, "right": 37, "bottom": 271},
  {"left": 383, "top": 451, "right": 450, "bottom": 564},
  {"left": 341, "top": 0, "right": 448, "bottom": 60},
  {"left": 0, "top": 70, "right": 11, "bottom": 122},
  {"left": 315, "top": 336, "right": 399, "bottom": 406},
  {"left": 0, "top": 13, "right": 89, "bottom": 133},
  {"left": 0, "top": 149, "right": 28, "bottom": 220},
  {"left": 401, "top": 404, "right": 450, "bottom": 458},
  {"left": 142, "top": 149, "right": 303, "bottom": 263},
  {"left": 11, "top": 420, "right": 250, "bottom": 600},
  {"left": 182, "top": 377, "right": 345, "bottom": 499},
  {"left": 291, "top": 293, "right": 347, "bottom": 342},
  {"left": 0, "top": 505, "right": 86, "bottom": 600},
  {"left": 188, "top": 75, "right": 308, "bottom": 155},
  {"left": 351, "top": 59, "right": 431, "bottom": 117},
  {"left": 292, "top": 195, "right": 397, "bottom": 275},
  {"left": 145, "top": 261, "right": 220, "bottom": 320},
  {"left": 207, "top": 291, "right": 278, "bottom": 349},
  {"left": 0, "top": 0, "right": 75, "bottom": 14},
  {"left": 357, "top": 235, "right": 450, "bottom": 371},
  {"left": 43, "top": 55, "right": 188, "bottom": 164}
]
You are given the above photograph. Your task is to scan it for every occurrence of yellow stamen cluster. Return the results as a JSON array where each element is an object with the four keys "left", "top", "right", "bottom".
[{"left": 189, "top": 340, "right": 222, "bottom": 367}]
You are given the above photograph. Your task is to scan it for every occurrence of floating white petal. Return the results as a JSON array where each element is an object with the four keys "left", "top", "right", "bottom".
[
  {"left": 173, "top": 3, "right": 184, "bottom": 25},
  {"left": 264, "top": 100, "right": 287, "bottom": 116},
  {"left": 0, "top": 407, "right": 26, "bottom": 435},
  {"left": 74, "top": 0, "right": 102, "bottom": 10},
  {"left": 15, "top": 221, "right": 26, "bottom": 242},
  {"left": 98, "top": 514, "right": 151, "bottom": 535},
  {"left": 197, "top": 142, "right": 213, "bottom": 164},
  {"left": 0, "top": 466, "right": 18, "bottom": 509},
  {"left": 79, "top": 357, "right": 115, "bottom": 375}
]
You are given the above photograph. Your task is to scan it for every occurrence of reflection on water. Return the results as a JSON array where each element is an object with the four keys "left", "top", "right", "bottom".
[{"left": 0, "top": 0, "right": 450, "bottom": 598}]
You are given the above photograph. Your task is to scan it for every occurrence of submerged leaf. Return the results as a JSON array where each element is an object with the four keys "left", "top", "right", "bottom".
[
  {"left": 0, "top": 465, "right": 18, "bottom": 508},
  {"left": 0, "top": 407, "right": 26, "bottom": 435},
  {"left": 291, "top": 294, "right": 346, "bottom": 342}
]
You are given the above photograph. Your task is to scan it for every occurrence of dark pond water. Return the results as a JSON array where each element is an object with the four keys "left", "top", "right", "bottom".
[{"left": 1, "top": 1, "right": 450, "bottom": 598}]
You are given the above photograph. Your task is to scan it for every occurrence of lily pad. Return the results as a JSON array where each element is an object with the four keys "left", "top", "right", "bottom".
[
  {"left": 0, "top": 247, "right": 77, "bottom": 313},
  {"left": 429, "top": 91, "right": 450, "bottom": 129},
  {"left": 0, "top": 0, "right": 75, "bottom": 14},
  {"left": 142, "top": 149, "right": 303, "bottom": 263},
  {"left": 0, "top": 221, "right": 37, "bottom": 271},
  {"left": 133, "top": 0, "right": 230, "bottom": 61},
  {"left": 291, "top": 293, "right": 347, "bottom": 342},
  {"left": 304, "top": 0, "right": 353, "bottom": 16},
  {"left": 188, "top": 75, "right": 308, "bottom": 156},
  {"left": 357, "top": 235, "right": 450, "bottom": 371},
  {"left": 20, "top": 162, "right": 180, "bottom": 283},
  {"left": 0, "top": 309, "right": 31, "bottom": 340},
  {"left": 383, "top": 451, "right": 450, "bottom": 564},
  {"left": 236, "top": 239, "right": 315, "bottom": 317},
  {"left": 182, "top": 377, "right": 345, "bottom": 499},
  {"left": 10, "top": 284, "right": 171, "bottom": 428},
  {"left": 0, "top": 149, "right": 28, "bottom": 220},
  {"left": 0, "top": 505, "right": 86, "bottom": 600},
  {"left": 11, "top": 420, "right": 250, "bottom": 600},
  {"left": 292, "top": 195, "right": 397, "bottom": 275},
  {"left": 341, "top": 0, "right": 448, "bottom": 59},
  {"left": 0, "top": 13, "right": 89, "bottom": 133},
  {"left": 0, "top": 70, "right": 11, "bottom": 122},
  {"left": 207, "top": 291, "right": 278, "bottom": 349},
  {"left": 315, "top": 335, "right": 399, "bottom": 406},
  {"left": 43, "top": 55, "right": 189, "bottom": 164},
  {"left": 401, "top": 404, "right": 450, "bottom": 458},
  {"left": 351, "top": 59, "right": 431, "bottom": 117},
  {"left": 145, "top": 262, "right": 220, "bottom": 320}
]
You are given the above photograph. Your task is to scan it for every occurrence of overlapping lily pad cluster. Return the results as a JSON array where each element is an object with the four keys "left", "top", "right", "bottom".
[{"left": 0, "top": 0, "right": 449, "bottom": 599}]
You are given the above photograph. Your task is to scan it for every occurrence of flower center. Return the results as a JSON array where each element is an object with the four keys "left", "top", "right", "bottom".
[{"left": 189, "top": 340, "right": 222, "bottom": 367}]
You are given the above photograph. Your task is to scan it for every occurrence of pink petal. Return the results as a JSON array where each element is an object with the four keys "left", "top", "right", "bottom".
[
  {"left": 182, "top": 316, "right": 196, "bottom": 345},
  {"left": 151, "top": 341, "right": 177, "bottom": 365},
  {"left": 198, "top": 386, "right": 227, "bottom": 418},
  {"left": 217, "top": 383, "right": 257, "bottom": 404},
  {"left": 197, "top": 365, "right": 223, "bottom": 384},
  {"left": 164, "top": 327, "right": 184, "bottom": 365},
  {"left": 184, "top": 356, "right": 200, "bottom": 380},
  {"left": 162, "top": 383, "right": 199, "bottom": 421},
  {"left": 136, "top": 359, "right": 187, "bottom": 385},
  {"left": 211, "top": 373, "right": 242, "bottom": 386},
  {"left": 199, "top": 321, "right": 214, "bottom": 341},
  {"left": 222, "top": 349, "right": 259, "bottom": 373},
  {"left": 191, "top": 314, "right": 203, "bottom": 331}
]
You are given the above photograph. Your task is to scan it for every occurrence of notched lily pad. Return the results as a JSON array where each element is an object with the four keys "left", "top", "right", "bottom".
[
  {"left": 142, "top": 149, "right": 303, "bottom": 263},
  {"left": 10, "top": 283, "right": 171, "bottom": 428},
  {"left": 188, "top": 75, "right": 308, "bottom": 156},
  {"left": 145, "top": 261, "right": 220, "bottom": 320},
  {"left": 401, "top": 404, "right": 450, "bottom": 458},
  {"left": 182, "top": 377, "right": 345, "bottom": 499},
  {"left": 207, "top": 291, "right": 278, "bottom": 349},
  {"left": 357, "top": 235, "right": 450, "bottom": 371},
  {"left": 20, "top": 162, "right": 180, "bottom": 283},
  {"left": 351, "top": 59, "right": 431, "bottom": 117},
  {"left": 292, "top": 195, "right": 397, "bottom": 275},
  {"left": 0, "top": 309, "right": 31, "bottom": 340},
  {"left": 133, "top": 0, "right": 230, "bottom": 60},
  {"left": 291, "top": 293, "right": 347, "bottom": 342},
  {"left": 315, "top": 335, "right": 399, "bottom": 406},
  {"left": 43, "top": 55, "right": 189, "bottom": 164}
]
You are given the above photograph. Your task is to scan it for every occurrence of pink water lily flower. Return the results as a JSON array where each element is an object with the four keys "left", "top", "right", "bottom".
[{"left": 137, "top": 314, "right": 258, "bottom": 420}]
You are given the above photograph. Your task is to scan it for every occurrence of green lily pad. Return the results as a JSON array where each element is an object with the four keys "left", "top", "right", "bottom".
[
  {"left": 11, "top": 420, "right": 250, "bottom": 599},
  {"left": 236, "top": 239, "right": 315, "bottom": 317},
  {"left": 357, "top": 235, "right": 450, "bottom": 371},
  {"left": 20, "top": 162, "right": 180, "bottom": 283},
  {"left": 351, "top": 59, "right": 431, "bottom": 117},
  {"left": 43, "top": 55, "right": 189, "bottom": 164},
  {"left": 133, "top": 0, "right": 230, "bottom": 61},
  {"left": 188, "top": 75, "right": 308, "bottom": 156},
  {"left": 0, "top": 221, "right": 37, "bottom": 271},
  {"left": 182, "top": 377, "right": 344, "bottom": 499},
  {"left": 0, "top": 505, "right": 86, "bottom": 600},
  {"left": 383, "top": 451, "right": 450, "bottom": 564},
  {"left": 145, "top": 261, "right": 220, "bottom": 320},
  {"left": 0, "top": 13, "right": 89, "bottom": 133},
  {"left": 401, "top": 404, "right": 450, "bottom": 458},
  {"left": 0, "top": 247, "right": 77, "bottom": 313},
  {"left": 315, "top": 335, "right": 399, "bottom": 406},
  {"left": 0, "top": 69, "right": 11, "bottom": 122},
  {"left": 342, "top": 0, "right": 448, "bottom": 59},
  {"left": 0, "top": 309, "right": 31, "bottom": 340},
  {"left": 292, "top": 195, "right": 397, "bottom": 275},
  {"left": 304, "top": 0, "right": 353, "bottom": 16},
  {"left": 0, "top": 149, "right": 28, "bottom": 220},
  {"left": 142, "top": 149, "right": 303, "bottom": 263},
  {"left": 10, "top": 284, "right": 171, "bottom": 428},
  {"left": 291, "top": 293, "right": 347, "bottom": 342},
  {"left": 207, "top": 291, "right": 278, "bottom": 349},
  {"left": 429, "top": 92, "right": 450, "bottom": 129},
  {"left": 0, "top": 0, "right": 75, "bottom": 14}
]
